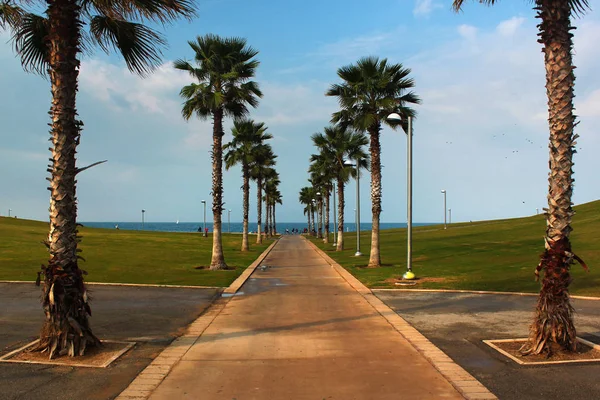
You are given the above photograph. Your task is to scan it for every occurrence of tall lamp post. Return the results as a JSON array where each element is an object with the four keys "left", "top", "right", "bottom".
[
  {"left": 201, "top": 200, "right": 207, "bottom": 237},
  {"left": 344, "top": 159, "right": 361, "bottom": 257},
  {"left": 8, "top": 208, "right": 11, "bottom": 218},
  {"left": 141, "top": 209, "right": 145, "bottom": 230},
  {"left": 386, "top": 113, "right": 414, "bottom": 280},
  {"left": 228, "top": 209, "right": 231, "bottom": 233},
  {"left": 449, "top": 208, "right": 452, "bottom": 225},
  {"left": 441, "top": 190, "right": 447, "bottom": 229}
]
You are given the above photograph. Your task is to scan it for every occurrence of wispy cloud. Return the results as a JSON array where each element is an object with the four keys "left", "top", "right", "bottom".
[{"left": 414, "top": 0, "right": 443, "bottom": 17}]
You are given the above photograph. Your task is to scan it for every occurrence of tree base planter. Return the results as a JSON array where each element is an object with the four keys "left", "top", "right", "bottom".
[
  {"left": 484, "top": 338, "right": 600, "bottom": 365},
  {"left": 0, "top": 339, "right": 134, "bottom": 368}
]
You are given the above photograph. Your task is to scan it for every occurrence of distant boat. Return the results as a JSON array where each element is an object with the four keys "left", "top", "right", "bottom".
[{"left": 176, "top": 220, "right": 179, "bottom": 224}]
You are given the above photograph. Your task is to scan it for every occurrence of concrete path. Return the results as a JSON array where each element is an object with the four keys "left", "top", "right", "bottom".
[{"left": 149, "top": 236, "right": 464, "bottom": 400}]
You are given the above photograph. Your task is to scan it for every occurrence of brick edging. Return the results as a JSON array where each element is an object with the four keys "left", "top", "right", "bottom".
[
  {"left": 303, "top": 237, "right": 498, "bottom": 400},
  {"left": 116, "top": 238, "right": 280, "bottom": 400}
]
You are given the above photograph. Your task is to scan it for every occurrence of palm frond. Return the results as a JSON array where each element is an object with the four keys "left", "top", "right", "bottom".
[
  {"left": 0, "top": 2, "right": 24, "bottom": 30},
  {"left": 12, "top": 13, "right": 49, "bottom": 75},
  {"left": 90, "top": 16, "right": 165, "bottom": 76},
  {"left": 86, "top": 0, "right": 196, "bottom": 24}
]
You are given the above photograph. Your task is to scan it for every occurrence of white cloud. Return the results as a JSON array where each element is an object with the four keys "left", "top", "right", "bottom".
[
  {"left": 414, "top": 0, "right": 443, "bottom": 17},
  {"left": 578, "top": 89, "right": 600, "bottom": 117},
  {"left": 497, "top": 17, "right": 526, "bottom": 36},
  {"left": 458, "top": 24, "right": 478, "bottom": 41}
]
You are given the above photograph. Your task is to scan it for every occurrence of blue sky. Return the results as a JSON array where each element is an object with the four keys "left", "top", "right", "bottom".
[{"left": 1, "top": 0, "right": 599, "bottom": 224}]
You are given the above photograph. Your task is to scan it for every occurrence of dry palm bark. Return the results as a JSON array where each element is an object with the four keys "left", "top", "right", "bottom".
[
  {"left": 368, "top": 123, "right": 382, "bottom": 267},
  {"left": 522, "top": 0, "right": 589, "bottom": 356},
  {"left": 256, "top": 177, "right": 263, "bottom": 244},
  {"left": 336, "top": 177, "right": 345, "bottom": 251},
  {"left": 32, "top": 0, "right": 101, "bottom": 358},
  {"left": 241, "top": 165, "right": 250, "bottom": 251},
  {"left": 210, "top": 108, "right": 227, "bottom": 270}
]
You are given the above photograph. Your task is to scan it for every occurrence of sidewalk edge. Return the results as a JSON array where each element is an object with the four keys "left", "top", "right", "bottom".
[
  {"left": 303, "top": 237, "right": 498, "bottom": 400},
  {"left": 115, "top": 238, "right": 280, "bottom": 400}
]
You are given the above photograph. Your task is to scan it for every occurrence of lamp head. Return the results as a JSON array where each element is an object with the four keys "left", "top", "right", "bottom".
[
  {"left": 386, "top": 112, "right": 402, "bottom": 122},
  {"left": 441, "top": 190, "right": 446, "bottom": 194}
]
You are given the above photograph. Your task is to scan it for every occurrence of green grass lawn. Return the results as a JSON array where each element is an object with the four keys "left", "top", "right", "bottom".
[
  {"left": 0, "top": 217, "right": 273, "bottom": 287},
  {"left": 310, "top": 200, "right": 600, "bottom": 296}
]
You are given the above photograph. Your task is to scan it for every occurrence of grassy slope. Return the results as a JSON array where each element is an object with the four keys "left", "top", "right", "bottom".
[
  {"left": 0, "top": 218, "right": 272, "bottom": 287},
  {"left": 311, "top": 200, "right": 600, "bottom": 296}
]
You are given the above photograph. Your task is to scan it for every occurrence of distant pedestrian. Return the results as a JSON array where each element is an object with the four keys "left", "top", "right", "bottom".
[{"left": 204, "top": 227, "right": 209, "bottom": 237}]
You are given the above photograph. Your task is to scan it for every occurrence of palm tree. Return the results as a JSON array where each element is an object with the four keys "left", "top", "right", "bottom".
[
  {"left": 175, "top": 35, "right": 262, "bottom": 270},
  {"left": 263, "top": 167, "right": 279, "bottom": 238},
  {"left": 311, "top": 125, "right": 368, "bottom": 251},
  {"left": 2, "top": 0, "right": 195, "bottom": 359},
  {"left": 271, "top": 189, "right": 282, "bottom": 235},
  {"left": 453, "top": 0, "right": 590, "bottom": 356},
  {"left": 299, "top": 186, "right": 313, "bottom": 234},
  {"left": 224, "top": 119, "right": 272, "bottom": 251},
  {"left": 251, "top": 145, "right": 276, "bottom": 243},
  {"left": 326, "top": 57, "right": 420, "bottom": 266}
]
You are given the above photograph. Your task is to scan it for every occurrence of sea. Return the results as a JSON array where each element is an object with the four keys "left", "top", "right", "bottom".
[{"left": 81, "top": 221, "right": 436, "bottom": 233}]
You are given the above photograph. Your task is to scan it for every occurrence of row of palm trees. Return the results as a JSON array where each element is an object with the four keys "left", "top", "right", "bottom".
[
  {"left": 300, "top": 0, "right": 589, "bottom": 357},
  {"left": 299, "top": 126, "right": 368, "bottom": 252},
  {"left": 224, "top": 119, "right": 281, "bottom": 251},
  {"left": 174, "top": 35, "right": 281, "bottom": 270},
  {"left": 303, "top": 56, "right": 419, "bottom": 265}
]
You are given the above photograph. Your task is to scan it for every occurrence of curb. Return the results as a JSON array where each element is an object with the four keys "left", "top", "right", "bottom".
[
  {"left": 115, "top": 238, "right": 280, "bottom": 400},
  {"left": 372, "top": 288, "right": 600, "bottom": 301},
  {"left": 304, "top": 237, "right": 498, "bottom": 400},
  {"left": 0, "top": 280, "right": 221, "bottom": 290}
]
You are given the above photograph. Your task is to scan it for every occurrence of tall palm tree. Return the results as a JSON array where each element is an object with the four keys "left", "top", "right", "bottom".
[
  {"left": 251, "top": 145, "right": 276, "bottom": 243},
  {"left": 309, "top": 154, "right": 337, "bottom": 243},
  {"left": 224, "top": 119, "right": 272, "bottom": 251},
  {"left": 175, "top": 35, "right": 262, "bottom": 270},
  {"left": 311, "top": 125, "right": 368, "bottom": 251},
  {"left": 271, "top": 189, "right": 282, "bottom": 235},
  {"left": 263, "top": 167, "right": 279, "bottom": 238},
  {"left": 299, "top": 186, "right": 313, "bottom": 233},
  {"left": 453, "top": 0, "right": 590, "bottom": 356},
  {"left": 2, "top": 0, "right": 195, "bottom": 359},
  {"left": 327, "top": 57, "right": 420, "bottom": 266}
]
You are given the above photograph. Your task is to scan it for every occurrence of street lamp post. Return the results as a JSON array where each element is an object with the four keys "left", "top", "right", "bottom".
[
  {"left": 345, "top": 159, "right": 361, "bottom": 256},
  {"left": 8, "top": 208, "right": 11, "bottom": 218},
  {"left": 441, "top": 190, "right": 447, "bottom": 229},
  {"left": 201, "top": 200, "right": 207, "bottom": 237},
  {"left": 141, "top": 209, "right": 145, "bottom": 230},
  {"left": 228, "top": 209, "right": 231, "bottom": 233},
  {"left": 449, "top": 208, "right": 452, "bottom": 225},
  {"left": 386, "top": 113, "right": 414, "bottom": 279}
]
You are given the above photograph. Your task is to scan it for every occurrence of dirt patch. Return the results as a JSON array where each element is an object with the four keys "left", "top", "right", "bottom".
[
  {"left": 1, "top": 340, "right": 134, "bottom": 368},
  {"left": 384, "top": 277, "right": 457, "bottom": 285},
  {"left": 487, "top": 338, "right": 600, "bottom": 365},
  {"left": 195, "top": 265, "right": 237, "bottom": 270}
]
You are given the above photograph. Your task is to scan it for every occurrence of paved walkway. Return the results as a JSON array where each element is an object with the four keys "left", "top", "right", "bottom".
[{"left": 148, "top": 236, "right": 464, "bottom": 399}]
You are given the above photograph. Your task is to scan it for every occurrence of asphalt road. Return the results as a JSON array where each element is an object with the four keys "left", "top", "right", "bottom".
[
  {"left": 375, "top": 290, "right": 600, "bottom": 400},
  {"left": 0, "top": 283, "right": 219, "bottom": 400}
]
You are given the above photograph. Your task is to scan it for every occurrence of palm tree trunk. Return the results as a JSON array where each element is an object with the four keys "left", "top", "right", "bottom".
[
  {"left": 209, "top": 108, "right": 227, "bottom": 270},
  {"left": 256, "top": 178, "right": 262, "bottom": 244},
  {"left": 265, "top": 195, "right": 270, "bottom": 238},
  {"left": 241, "top": 164, "right": 250, "bottom": 251},
  {"left": 368, "top": 123, "right": 382, "bottom": 267},
  {"left": 336, "top": 176, "right": 344, "bottom": 251},
  {"left": 273, "top": 203, "right": 277, "bottom": 235},
  {"left": 311, "top": 206, "right": 316, "bottom": 236},
  {"left": 34, "top": 0, "right": 101, "bottom": 358},
  {"left": 324, "top": 190, "right": 330, "bottom": 243},
  {"left": 306, "top": 209, "right": 311, "bottom": 234},
  {"left": 523, "top": 0, "right": 580, "bottom": 356}
]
